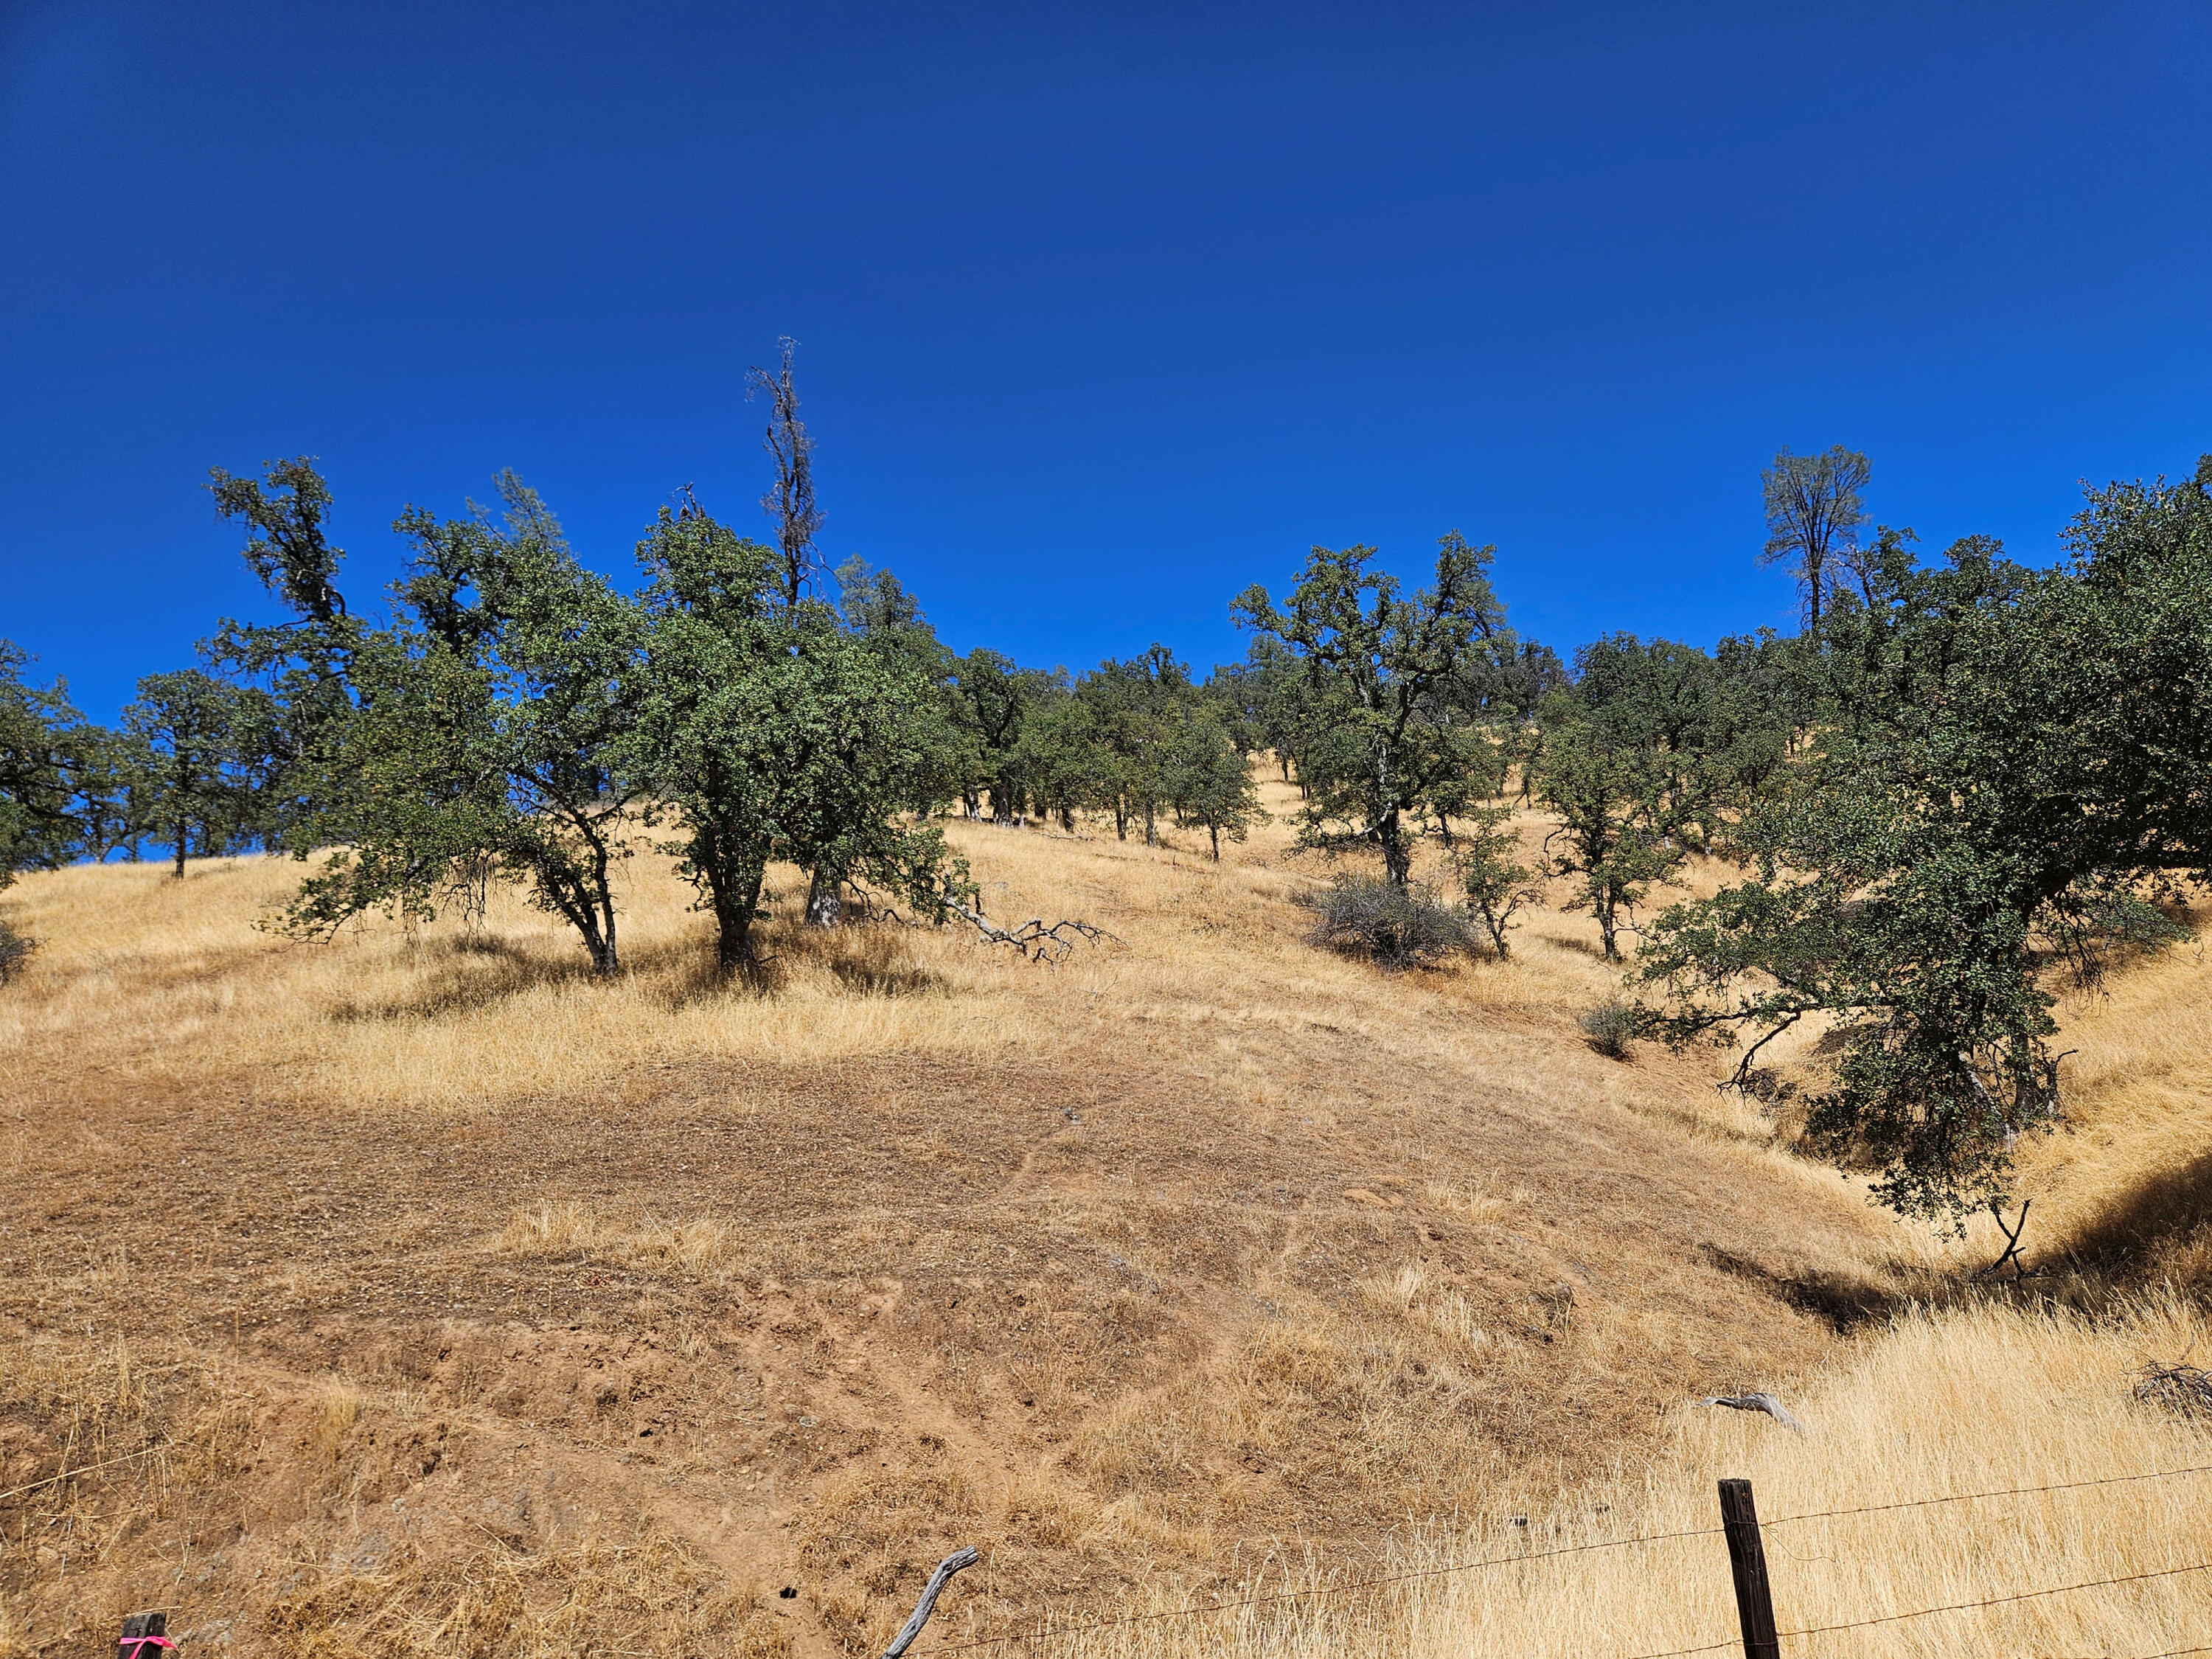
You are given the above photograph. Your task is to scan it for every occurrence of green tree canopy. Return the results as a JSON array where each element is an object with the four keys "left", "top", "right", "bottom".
[
  {"left": 266, "top": 470, "right": 649, "bottom": 974},
  {"left": 120, "top": 668, "right": 271, "bottom": 877},
  {"left": 1641, "top": 457, "right": 2212, "bottom": 1223},
  {"left": 0, "top": 643, "right": 100, "bottom": 884},
  {"left": 1533, "top": 698, "right": 1680, "bottom": 962},
  {"left": 630, "top": 501, "right": 967, "bottom": 970},
  {"left": 1232, "top": 533, "right": 1511, "bottom": 884}
]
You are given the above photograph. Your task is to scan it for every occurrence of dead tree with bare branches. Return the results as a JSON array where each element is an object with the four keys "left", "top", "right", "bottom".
[{"left": 748, "top": 337, "right": 824, "bottom": 609}]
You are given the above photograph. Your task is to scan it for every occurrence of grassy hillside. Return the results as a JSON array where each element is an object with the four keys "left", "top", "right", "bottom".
[{"left": 1, "top": 783, "right": 2204, "bottom": 1657}]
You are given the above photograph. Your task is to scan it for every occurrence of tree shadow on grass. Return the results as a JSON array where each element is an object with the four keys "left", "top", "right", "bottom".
[
  {"left": 1534, "top": 931, "right": 1613, "bottom": 961},
  {"left": 1699, "top": 1242, "right": 1899, "bottom": 1334},
  {"left": 752, "top": 917, "right": 945, "bottom": 999},
  {"left": 323, "top": 934, "right": 613, "bottom": 1022},
  {"left": 320, "top": 910, "right": 945, "bottom": 1023},
  {"left": 2059, "top": 1148, "right": 2212, "bottom": 1295}
]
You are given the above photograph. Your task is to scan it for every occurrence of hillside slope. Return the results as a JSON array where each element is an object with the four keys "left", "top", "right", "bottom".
[{"left": 4, "top": 790, "right": 1913, "bottom": 1656}]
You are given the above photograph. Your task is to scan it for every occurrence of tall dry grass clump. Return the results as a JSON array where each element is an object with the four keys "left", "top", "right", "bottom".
[{"left": 1057, "top": 1296, "right": 2212, "bottom": 1659}]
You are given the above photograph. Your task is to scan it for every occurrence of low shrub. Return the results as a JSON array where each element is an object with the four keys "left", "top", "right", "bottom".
[
  {"left": 2133, "top": 1359, "right": 2212, "bottom": 1422},
  {"left": 1305, "top": 876, "right": 1470, "bottom": 970},
  {"left": 1579, "top": 998, "right": 1643, "bottom": 1059}
]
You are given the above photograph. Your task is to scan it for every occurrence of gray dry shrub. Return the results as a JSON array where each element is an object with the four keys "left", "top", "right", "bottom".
[
  {"left": 2133, "top": 1360, "right": 2212, "bottom": 1422},
  {"left": 1579, "top": 998, "right": 1642, "bottom": 1060},
  {"left": 1305, "top": 875, "right": 1470, "bottom": 970},
  {"left": 0, "top": 919, "right": 34, "bottom": 986}
]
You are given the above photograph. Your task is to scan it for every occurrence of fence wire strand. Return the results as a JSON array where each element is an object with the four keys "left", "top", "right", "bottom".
[
  {"left": 1763, "top": 1462, "right": 2212, "bottom": 1529},
  {"left": 925, "top": 1461, "right": 2212, "bottom": 1657},
  {"left": 1624, "top": 1561, "right": 2212, "bottom": 1659}
]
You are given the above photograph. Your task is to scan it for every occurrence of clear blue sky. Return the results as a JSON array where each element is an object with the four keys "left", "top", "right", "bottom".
[{"left": 4, "top": 1, "right": 2208, "bottom": 721}]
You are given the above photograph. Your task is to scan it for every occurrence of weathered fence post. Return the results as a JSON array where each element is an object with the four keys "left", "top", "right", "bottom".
[
  {"left": 881, "top": 1546, "right": 978, "bottom": 1659},
  {"left": 1717, "top": 1479, "right": 1780, "bottom": 1659},
  {"left": 119, "top": 1611, "right": 170, "bottom": 1656}
]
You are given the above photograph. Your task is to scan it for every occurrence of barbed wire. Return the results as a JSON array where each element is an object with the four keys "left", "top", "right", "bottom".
[
  {"left": 1624, "top": 1562, "right": 2212, "bottom": 1659},
  {"left": 1765, "top": 1463, "right": 2212, "bottom": 1528},
  {"left": 926, "top": 1461, "right": 2212, "bottom": 1656}
]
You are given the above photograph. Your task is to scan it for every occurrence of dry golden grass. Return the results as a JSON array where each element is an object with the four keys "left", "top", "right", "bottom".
[
  {"left": 1060, "top": 1295, "right": 2212, "bottom": 1659},
  {"left": 497, "top": 1200, "right": 742, "bottom": 1279},
  {"left": 1, "top": 782, "right": 2205, "bottom": 1658},
  {"left": 0, "top": 846, "right": 1029, "bottom": 1117},
  {"left": 1048, "top": 897, "right": 2212, "bottom": 1659},
  {"left": 2014, "top": 934, "right": 2212, "bottom": 1287}
]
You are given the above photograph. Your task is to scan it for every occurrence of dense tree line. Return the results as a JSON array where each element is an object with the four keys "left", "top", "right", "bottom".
[
  {"left": 0, "top": 361, "right": 1266, "bottom": 977},
  {"left": 6, "top": 400, "right": 2210, "bottom": 1227}
]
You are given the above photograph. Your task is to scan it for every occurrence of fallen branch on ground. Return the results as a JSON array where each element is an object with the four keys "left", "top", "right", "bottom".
[
  {"left": 940, "top": 897, "right": 1118, "bottom": 964},
  {"left": 882, "top": 1547, "right": 978, "bottom": 1659},
  {"left": 1699, "top": 1391, "right": 1808, "bottom": 1433}
]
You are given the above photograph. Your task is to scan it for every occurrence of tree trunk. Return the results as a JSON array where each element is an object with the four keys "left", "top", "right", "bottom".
[
  {"left": 1144, "top": 799, "right": 1157, "bottom": 847},
  {"left": 1596, "top": 888, "right": 1620, "bottom": 961},
  {"left": 1114, "top": 803, "right": 1127, "bottom": 841},
  {"left": 1208, "top": 824, "right": 1220, "bottom": 860},
  {"left": 1379, "top": 812, "right": 1412, "bottom": 886},
  {"left": 585, "top": 925, "right": 619, "bottom": 975},
  {"left": 805, "top": 864, "right": 843, "bottom": 927},
  {"left": 593, "top": 893, "right": 619, "bottom": 975},
  {"left": 696, "top": 829, "right": 767, "bottom": 973},
  {"left": 584, "top": 833, "right": 621, "bottom": 975}
]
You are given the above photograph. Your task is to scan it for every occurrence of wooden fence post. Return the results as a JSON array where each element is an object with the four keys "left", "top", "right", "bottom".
[
  {"left": 119, "top": 1611, "right": 169, "bottom": 1656},
  {"left": 1717, "top": 1478, "right": 1780, "bottom": 1659}
]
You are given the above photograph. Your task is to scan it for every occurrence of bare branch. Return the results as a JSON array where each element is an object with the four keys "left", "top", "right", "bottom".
[
  {"left": 880, "top": 1547, "right": 978, "bottom": 1659},
  {"left": 745, "top": 335, "right": 824, "bottom": 608},
  {"left": 1722, "top": 1008, "right": 1806, "bottom": 1093},
  {"left": 1975, "top": 1197, "right": 2037, "bottom": 1281},
  {"left": 1699, "top": 1391, "right": 1808, "bottom": 1433},
  {"left": 939, "top": 895, "right": 1118, "bottom": 964}
]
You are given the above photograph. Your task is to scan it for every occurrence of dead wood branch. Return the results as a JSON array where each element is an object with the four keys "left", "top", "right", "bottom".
[
  {"left": 941, "top": 897, "right": 1118, "bottom": 964},
  {"left": 881, "top": 1546, "right": 978, "bottom": 1659},
  {"left": 1975, "top": 1198, "right": 2036, "bottom": 1281},
  {"left": 1699, "top": 1391, "right": 1808, "bottom": 1433}
]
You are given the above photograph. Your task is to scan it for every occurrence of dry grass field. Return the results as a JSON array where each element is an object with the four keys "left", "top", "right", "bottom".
[{"left": 1, "top": 779, "right": 2205, "bottom": 1658}]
